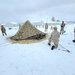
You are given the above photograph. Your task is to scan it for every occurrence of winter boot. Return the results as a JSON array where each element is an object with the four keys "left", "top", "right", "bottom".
[
  {"left": 64, "top": 31, "right": 66, "bottom": 33},
  {"left": 5, "top": 33, "right": 7, "bottom": 35},
  {"left": 2, "top": 33, "right": 4, "bottom": 36},
  {"left": 48, "top": 43, "right": 51, "bottom": 46},
  {"left": 73, "top": 40, "right": 75, "bottom": 43},
  {"left": 51, "top": 45, "right": 55, "bottom": 50}
]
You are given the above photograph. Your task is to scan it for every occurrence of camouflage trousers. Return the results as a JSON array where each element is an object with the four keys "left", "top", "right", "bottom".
[
  {"left": 48, "top": 38, "right": 58, "bottom": 48},
  {"left": 60, "top": 27, "right": 65, "bottom": 34}
]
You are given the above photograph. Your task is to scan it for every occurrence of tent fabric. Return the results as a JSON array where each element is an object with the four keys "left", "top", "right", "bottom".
[{"left": 10, "top": 20, "right": 46, "bottom": 40}]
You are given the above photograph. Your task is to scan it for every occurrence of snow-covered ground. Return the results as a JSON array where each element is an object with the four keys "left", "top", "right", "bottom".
[{"left": 0, "top": 24, "right": 75, "bottom": 75}]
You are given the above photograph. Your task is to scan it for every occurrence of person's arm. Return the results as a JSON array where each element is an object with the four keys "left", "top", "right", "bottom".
[{"left": 64, "top": 24, "right": 65, "bottom": 27}]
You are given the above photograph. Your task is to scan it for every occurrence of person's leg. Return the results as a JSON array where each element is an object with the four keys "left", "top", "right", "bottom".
[
  {"left": 51, "top": 41, "right": 58, "bottom": 50},
  {"left": 2, "top": 33, "right": 4, "bottom": 36},
  {"left": 48, "top": 38, "right": 51, "bottom": 45},
  {"left": 60, "top": 27, "right": 63, "bottom": 34},
  {"left": 62, "top": 27, "right": 65, "bottom": 34},
  {"left": 45, "top": 29, "right": 47, "bottom": 32},
  {"left": 54, "top": 42, "right": 58, "bottom": 49},
  {"left": 5, "top": 32, "right": 7, "bottom": 35}
]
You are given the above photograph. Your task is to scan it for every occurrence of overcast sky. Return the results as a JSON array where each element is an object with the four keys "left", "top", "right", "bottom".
[{"left": 0, "top": 0, "right": 75, "bottom": 23}]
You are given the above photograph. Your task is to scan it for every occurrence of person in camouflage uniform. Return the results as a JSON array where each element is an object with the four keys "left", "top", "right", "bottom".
[
  {"left": 60, "top": 21, "right": 65, "bottom": 34},
  {"left": 45, "top": 23, "right": 48, "bottom": 32},
  {"left": 1, "top": 25, "right": 7, "bottom": 36},
  {"left": 48, "top": 26, "right": 60, "bottom": 50}
]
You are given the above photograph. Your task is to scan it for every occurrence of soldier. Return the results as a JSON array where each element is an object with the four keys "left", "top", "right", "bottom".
[
  {"left": 50, "top": 26, "right": 53, "bottom": 30},
  {"left": 48, "top": 26, "right": 60, "bottom": 50},
  {"left": 1, "top": 25, "right": 7, "bottom": 36},
  {"left": 72, "top": 27, "right": 75, "bottom": 42},
  {"left": 45, "top": 23, "right": 48, "bottom": 32},
  {"left": 19, "top": 24, "right": 21, "bottom": 29},
  {"left": 60, "top": 21, "right": 65, "bottom": 34}
]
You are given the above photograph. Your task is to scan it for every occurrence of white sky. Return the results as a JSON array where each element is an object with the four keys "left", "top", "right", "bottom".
[{"left": 0, "top": 0, "right": 75, "bottom": 23}]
